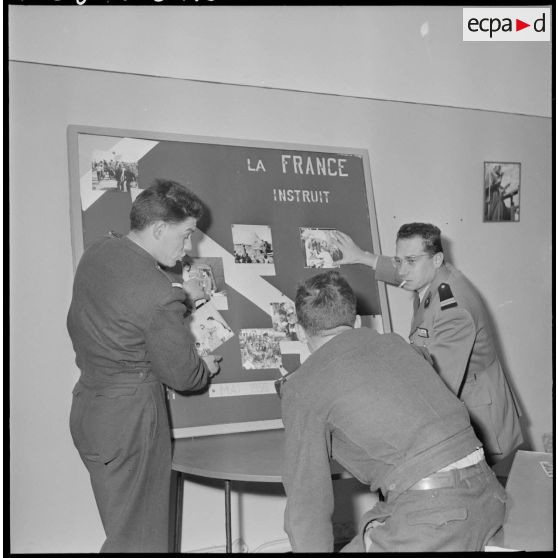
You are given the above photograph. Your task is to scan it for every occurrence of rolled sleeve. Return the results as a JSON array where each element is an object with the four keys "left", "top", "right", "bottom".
[{"left": 374, "top": 255, "right": 401, "bottom": 286}]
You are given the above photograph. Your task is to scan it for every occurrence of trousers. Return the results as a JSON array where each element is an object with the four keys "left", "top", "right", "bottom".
[
  {"left": 341, "top": 459, "right": 506, "bottom": 552},
  {"left": 70, "top": 378, "right": 172, "bottom": 552}
]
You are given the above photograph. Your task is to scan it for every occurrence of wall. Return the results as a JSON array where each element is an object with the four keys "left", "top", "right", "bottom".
[
  {"left": 9, "top": 61, "right": 552, "bottom": 552},
  {"left": 8, "top": 5, "right": 551, "bottom": 118}
]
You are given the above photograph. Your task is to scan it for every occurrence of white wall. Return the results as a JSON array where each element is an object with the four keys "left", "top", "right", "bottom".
[
  {"left": 9, "top": 61, "right": 552, "bottom": 553},
  {"left": 8, "top": 5, "right": 551, "bottom": 117},
  {"left": 8, "top": 5, "right": 552, "bottom": 554}
]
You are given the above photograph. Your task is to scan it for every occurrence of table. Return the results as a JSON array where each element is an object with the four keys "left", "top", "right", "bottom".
[
  {"left": 486, "top": 450, "right": 553, "bottom": 551},
  {"left": 170, "top": 428, "right": 349, "bottom": 553}
]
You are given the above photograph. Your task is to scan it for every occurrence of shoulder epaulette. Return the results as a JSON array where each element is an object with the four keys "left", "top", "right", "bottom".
[{"left": 438, "top": 283, "right": 458, "bottom": 310}]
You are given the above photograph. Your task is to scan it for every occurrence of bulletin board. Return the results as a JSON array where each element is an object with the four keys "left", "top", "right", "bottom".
[{"left": 67, "top": 125, "right": 391, "bottom": 437}]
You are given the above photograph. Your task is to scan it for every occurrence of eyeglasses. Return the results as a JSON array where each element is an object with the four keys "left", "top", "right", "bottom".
[{"left": 391, "top": 254, "right": 431, "bottom": 268}]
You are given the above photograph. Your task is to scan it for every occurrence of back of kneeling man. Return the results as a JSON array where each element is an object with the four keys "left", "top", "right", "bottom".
[{"left": 280, "top": 270, "right": 506, "bottom": 552}]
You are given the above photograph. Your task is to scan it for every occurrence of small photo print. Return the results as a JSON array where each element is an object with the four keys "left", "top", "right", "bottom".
[
  {"left": 238, "top": 328, "right": 283, "bottom": 370},
  {"left": 91, "top": 149, "right": 139, "bottom": 193},
  {"left": 232, "top": 224, "right": 274, "bottom": 264},
  {"left": 484, "top": 162, "right": 520, "bottom": 222},
  {"left": 188, "top": 302, "right": 234, "bottom": 356},
  {"left": 300, "top": 227, "right": 343, "bottom": 269},
  {"left": 182, "top": 256, "right": 228, "bottom": 310},
  {"left": 270, "top": 299, "right": 298, "bottom": 341}
]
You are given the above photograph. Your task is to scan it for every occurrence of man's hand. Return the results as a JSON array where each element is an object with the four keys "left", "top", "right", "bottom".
[
  {"left": 202, "top": 355, "right": 222, "bottom": 377},
  {"left": 183, "top": 278, "right": 207, "bottom": 304},
  {"left": 331, "top": 231, "right": 379, "bottom": 268}
]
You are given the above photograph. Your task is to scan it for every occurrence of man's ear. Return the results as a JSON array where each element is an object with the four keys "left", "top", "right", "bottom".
[
  {"left": 152, "top": 220, "right": 166, "bottom": 240},
  {"left": 295, "top": 323, "right": 307, "bottom": 343},
  {"left": 354, "top": 315, "right": 362, "bottom": 329},
  {"left": 433, "top": 252, "right": 444, "bottom": 268}
]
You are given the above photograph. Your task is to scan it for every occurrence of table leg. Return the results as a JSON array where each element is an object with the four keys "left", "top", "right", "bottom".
[
  {"left": 169, "top": 470, "right": 184, "bottom": 553},
  {"left": 225, "top": 479, "right": 232, "bottom": 553}
]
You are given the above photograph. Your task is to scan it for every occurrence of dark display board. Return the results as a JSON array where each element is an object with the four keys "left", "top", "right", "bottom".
[{"left": 68, "top": 125, "right": 391, "bottom": 436}]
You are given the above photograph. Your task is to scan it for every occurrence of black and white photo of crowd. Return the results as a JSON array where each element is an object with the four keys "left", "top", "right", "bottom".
[
  {"left": 91, "top": 152, "right": 139, "bottom": 193},
  {"left": 238, "top": 328, "right": 283, "bottom": 370}
]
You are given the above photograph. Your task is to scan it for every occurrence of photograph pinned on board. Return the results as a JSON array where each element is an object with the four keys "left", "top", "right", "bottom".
[
  {"left": 483, "top": 162, "right": 521, "bottom": 222},
  {"left": 187, "top": 301, "right": 234, "bottom": 357},
  {"left": 238, "top": 328, "right": 284, "bottom": 370},
  {"left": 270, "top": 299, "right": 298, "bottom": 341},
  {"left": 91, "top": 149, "right": 139, "bottom": 194},
  {"left": 232, "top": 224, "right": 275, "bottom": 265},
  {"left": 182, "top": 256, "right": 228, "bottom": 311},
  {"left": 300, "top": 227, "right": 343, "bottom": 269}
]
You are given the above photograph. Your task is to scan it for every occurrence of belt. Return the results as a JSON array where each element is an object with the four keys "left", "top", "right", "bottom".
[
  {"left": 407, "top": 460, "right": 486, "bottom": 491},
  {"left": 79, "top": 368, "right": 157, "bottom": 388}
]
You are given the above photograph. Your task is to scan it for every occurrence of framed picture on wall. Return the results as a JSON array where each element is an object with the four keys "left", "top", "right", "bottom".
[{"left": 483, "top": 162, "right": 521, "bottom": 222}]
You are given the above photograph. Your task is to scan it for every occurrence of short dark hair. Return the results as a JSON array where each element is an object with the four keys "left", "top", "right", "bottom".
[
  {"left": 295, "top": 270, "right": 356, "bottom": 336},
  {"left": 397, "top": 223, "right": 443, "bottom": 256},
  {"left": 130, "top": 179, "right": 205, "bottom": 231}
]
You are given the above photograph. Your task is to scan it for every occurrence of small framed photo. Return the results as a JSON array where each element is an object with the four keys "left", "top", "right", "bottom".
[
  {"left": 231, "top": 224, "right": 276, "bottom": 276},
  {"left": 182, "top": 256, "right": 228, "bottom": 310},
  {"left": 238, "top": 328, "right": 284, "bottom": 370},
  {"left": 484, "top": 162, "right": 521, "bottom": 222},
  {"left": 187, "top": 302, "right": 234, "bottom": 357},
  {"left": 270, "top": 298, "right": 298, "bottom": 341},
  {"left": 300, "top": 227, "right": 343, "bottom": 268},
  {"left": 91, "top": 148, "right": 139, "bottom": 193}
]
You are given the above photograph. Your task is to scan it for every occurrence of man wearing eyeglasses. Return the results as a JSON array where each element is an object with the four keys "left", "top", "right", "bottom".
[
  {"left": 331, "top": 223, "right": 522, "bottom": 466},
  {"left": 280, "top": 270, "right": 506, "bottom": 552}
]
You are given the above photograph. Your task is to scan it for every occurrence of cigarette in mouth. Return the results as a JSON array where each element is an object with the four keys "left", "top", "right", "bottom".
[{"left": 399, "top": 280, "right": 407, "bottom": 288}]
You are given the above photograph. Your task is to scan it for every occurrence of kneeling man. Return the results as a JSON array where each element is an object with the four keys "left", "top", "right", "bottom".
[{"left": 280, "top": 270, "right": 506, "bottom": 552}]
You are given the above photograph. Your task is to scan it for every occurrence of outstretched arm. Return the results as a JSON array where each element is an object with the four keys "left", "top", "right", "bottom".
[
  {"left": 332, "top": 231, "right": 403, "bottom": 286},
  {"left": 331, "top": 231, "right": 379, "bottom": 268}
]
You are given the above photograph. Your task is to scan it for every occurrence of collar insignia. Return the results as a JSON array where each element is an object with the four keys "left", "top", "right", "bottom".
[{"left": 424, "top": 292, "right": 431, "bottom": 309}]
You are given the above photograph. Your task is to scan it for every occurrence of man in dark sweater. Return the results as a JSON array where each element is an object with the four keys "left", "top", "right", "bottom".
[
  {"left": 280, "top": 270, "right": 506, "bottom": 552},
  {"left": 67, "top": 180, "right": 221, "bottom": 552}
]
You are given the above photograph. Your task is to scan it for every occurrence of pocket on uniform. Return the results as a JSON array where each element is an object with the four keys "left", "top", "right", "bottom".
[
  {"left": 463, "top": 376, "right": 492, "bottom": 407},
  {"left": 85, "top": 387, "right": 138, "bottom": 464},
  {"left": 407, "top": 506, "right": 467, "bottom": 527}
]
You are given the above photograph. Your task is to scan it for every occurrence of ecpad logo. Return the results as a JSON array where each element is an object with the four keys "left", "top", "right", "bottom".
[{"left": 463, "top": 8, "right": 550, "bottom": 41}]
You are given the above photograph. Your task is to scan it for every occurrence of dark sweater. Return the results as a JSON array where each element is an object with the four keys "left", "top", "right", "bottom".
[
  {"left": 281, "top": 327, "right": 480, "bottom": 552},
  {"left": 67, "top": 234, "right": 209, "bottom": 391}
]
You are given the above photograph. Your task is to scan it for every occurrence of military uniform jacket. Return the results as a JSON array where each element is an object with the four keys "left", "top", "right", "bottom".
[
  {"left": 375, "top": 257, "right": 523, "bottom": 462},
  {"left": 67, "top": 234, "right": 209, "bottom": 390},
  {"left": 281, "top": 328, "right": 481, "bottom": 552}
]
